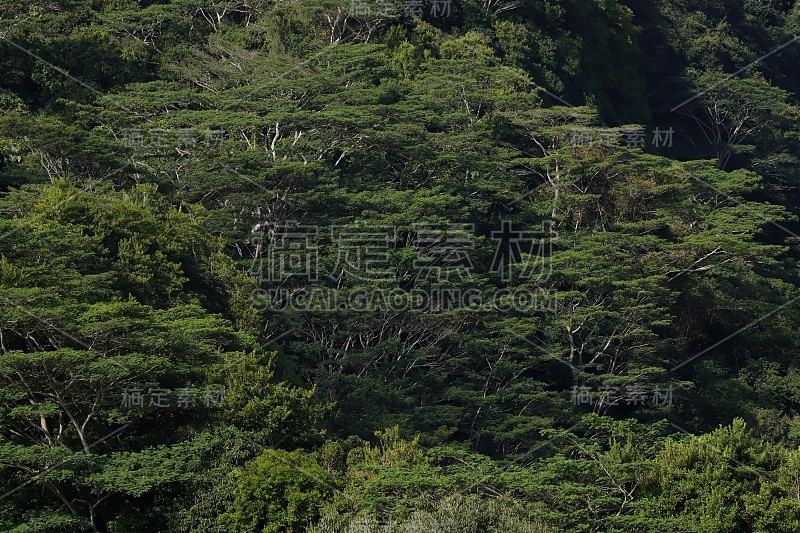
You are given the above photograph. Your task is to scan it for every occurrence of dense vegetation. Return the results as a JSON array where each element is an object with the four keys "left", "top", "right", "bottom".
[{"left": 2, "top": 0, "right": 800, "bottom": 531}]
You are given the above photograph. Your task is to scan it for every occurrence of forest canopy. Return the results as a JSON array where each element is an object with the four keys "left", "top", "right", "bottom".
[{"left": 2, "top": 0, "right": 800, "bottom": 531}]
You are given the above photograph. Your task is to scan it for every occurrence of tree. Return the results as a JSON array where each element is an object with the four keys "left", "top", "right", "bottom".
[{"left": 221, "top": 449, "right": 333, "bottom": 533}]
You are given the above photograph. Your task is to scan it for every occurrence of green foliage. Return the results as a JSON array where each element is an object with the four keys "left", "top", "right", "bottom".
[
  {"left": 2, "top": 0, "right": 800, "bottom": 530},
  {"left": 221, "top": 449, "right": 333, "bottom": 533},
  {"left": 634, "top": 419, "right": 800, "bottom": 532}
]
